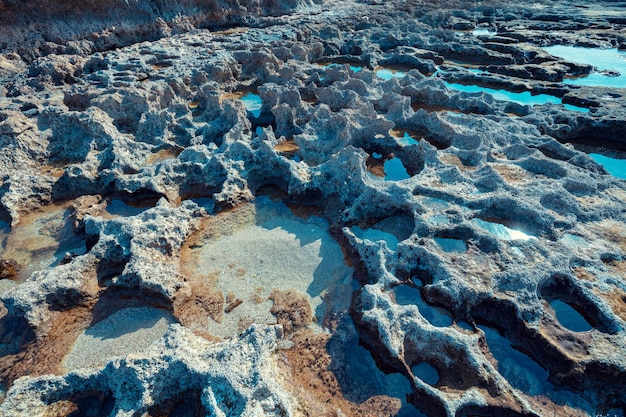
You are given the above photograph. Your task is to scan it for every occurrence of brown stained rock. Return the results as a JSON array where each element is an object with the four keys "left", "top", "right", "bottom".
[
  {"left": 492, "top": 163, "right": 535, "bottom": 184},
  {"left": 539, "top": 313, "right": 591, "bottom": 359},
  {"left": 572, "top": 266, "right": 596, "bottom": 282},
  {"left": 0, "top": 258, "right": 19, "bottom": 280},
  {"left": 224, "top": 298, "right": 243, "bottom": 313},
  {"left": 238, "top": 317, "right": 254, "bottom": 333},
  {"left": 269, "top": 289, "right": 313, "bottom": 334},
  {"left": 439, "top": 153, "right": 478, "bottom": 171},
  {"left": 70, "top": 195, "right": 105, "bottom": 231},
  {"left": 366, "top": 154, "right": 386, "bottom": 177},
  {"left": 0, "top": 301, "right": 94, "bottom": 389},
  {"left": 274, "top": 139, "right": 299, "bottom": 154},
  {"left": 146, "top": 147, "right": 183, "bottom": 164},
  {"left": 597, "top": 288, "right": 626, "bottom": 322},
  {"left": 173, "top": 283, "right": 224, "bottom": 327},
  {"left": 277, "top": 331, "right": 401, "bottom": 417},
  {"left": 526, "top": 395, "right": 591, "bottom": 417},
  {"left": 589, "top": 220, "right": 626, "bottom": 253},
  {"left": 41, "top": 401, "right": 78, "bottom": 417}
]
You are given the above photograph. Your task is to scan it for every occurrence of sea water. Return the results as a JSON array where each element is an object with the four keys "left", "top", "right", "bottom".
[{"left": 543, "top": 46, "right": 626, "bottom": 89}]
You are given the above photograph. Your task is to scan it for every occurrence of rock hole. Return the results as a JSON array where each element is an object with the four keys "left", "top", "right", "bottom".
[
  {"left": 410, "top": 362, "right": 439, "bottom": 386},
  {"left": 478, "top": 324, "right": 551, "bottom": 396},
  {"left": 539, "top": 273, "right": 611, "bottom": 333},
  {"left": 63, "top": 91, "right": 91, "bottom": 111},
  {"left": 2, "top": 205, "right": 87, "bottom": 282},
  {"left": 240, "top": 92, "right": 262, "bottom": 118},
  {"left": 147, "top": 389, "right": 205, "bottom": 417},
  {"left": 392, "top": 284, "right": 453, "bottom": 327},
  {"left": 434, "top": 237, "right": 467, "bottom": 253},
  {"left": 366, "top": 151, "right": 411, "bottom": 181},
  {"left": 548, "top": 300, "right": 593, "bottom": 333},
  {"left": 375, "top": 66, "right": 407, "bottom": 80},
  {"left": 473, "top": 218, "right": 536, "bottom": 241},
  {"left": 456, "top": 404, "right": 538, "bottom": 417},
  {"left": 111, "top": 191, "right": 163, "bottom": 211},
  {"left": 105, "top": 198, "right": 150, "bottom": 217},
  {"left": 66, "top": 390, "right": 116, "bottom": 417},
  {"left": 328, "top": 316, "right": 414, "bottom": 406},
  {"left": 351, "top": 225, "right": 399, "bottom": 250},
  {"left": 64, "top": 305, "right": 175, "bottom": 370}
]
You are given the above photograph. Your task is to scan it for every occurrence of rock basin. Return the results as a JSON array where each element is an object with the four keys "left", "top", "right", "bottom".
[
  {"left": 0, "top": 0, "right": 625, "bottom": 415},
  {"left": 181, "top": 196, "right": 353, "bottom": 339}
]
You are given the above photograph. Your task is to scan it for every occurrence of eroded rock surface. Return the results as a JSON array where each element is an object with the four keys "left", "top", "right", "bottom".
[{"left": 0, "top": 0, "right": 625, "bottom": 416}]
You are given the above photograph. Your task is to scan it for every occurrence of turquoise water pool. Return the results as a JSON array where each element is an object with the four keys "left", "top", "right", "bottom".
[
  {"left": 241, "top": 92, "right": 262, "bottom": 117},
  {"left": 383, "top": 157, "right": 411, "bottom": 181},
  {"left": 543, "top": 46, "right": 626, "bottom": 88},
  {"left": 472, "top": 28, "right": 497, "bottom": 37},
  {"left": 589, "top": 153, "right": 626, "bottom": 179},
  {"left": 445, "top": 82, "right": 589, "bottom": 112},
  {"left": 376, "top": 68, "right": 407, "bottom": 80},
  {"left": 474, "top": 218, "right": 536, "bottom": 241}
]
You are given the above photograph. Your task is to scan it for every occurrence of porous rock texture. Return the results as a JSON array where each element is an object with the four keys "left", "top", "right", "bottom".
[{"left": 0, "top": 0, "right": 626, "bottom": 416}]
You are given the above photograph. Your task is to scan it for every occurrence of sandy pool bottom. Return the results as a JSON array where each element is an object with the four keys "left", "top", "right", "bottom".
[{"left": 182, "top": 196, "right": 354, "bottom": 339}]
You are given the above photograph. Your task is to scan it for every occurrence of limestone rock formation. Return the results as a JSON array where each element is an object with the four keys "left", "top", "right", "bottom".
[{"left": 0, "top": 0, "right": 625, "bottom": 416}]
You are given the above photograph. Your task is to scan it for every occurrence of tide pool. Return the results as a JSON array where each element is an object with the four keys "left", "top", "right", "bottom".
[
  {"left": 384, "top": 157, "right": 411, "bottom": 181},
  {"left": 550, "top": 300, "right": 593, "bottom": 332},
  {"left": 543, "top": 46, "right": 626, "bottom": 88},
  {"left": 376, "top": 68, "right": 407, "bottom": 80},
  {"left": 589, "top": 153, "right": 626, "bottom": 179},
  {"left": 473, "top": 27, "right": 496, "bottom": 37},
  {"left": 241, "top": 93, "right": 262, "bottom": 117},
  {"left": 474, "top": 218, "right": 536, "bottom": 241},
  {"left": 445, "top": 82, "right": 589, "bottom": 112}
]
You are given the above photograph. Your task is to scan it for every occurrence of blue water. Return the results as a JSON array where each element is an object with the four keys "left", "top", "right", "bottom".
[
  {"left": 456, "top": 321, "right": 474, "bottom": 331},
  {"left": 376, "top": 68, "right": 407, "bottom": 80},
  {"left": 445, "top": 82, "right": 589, "bottom": 112},
  {"left": 383, "top": 158, "right": 411, "bottom": 181},
  {"left": 395, "top": 132, "right": 420, "bottom": 146},
  {"left": 589, "top": 153, "right": 626, "bottom": 179},
  {"left": 474, "top": 219, "right": 536, "bottom": 241},
  {"left": 394, "top": 285, "right": 454, "bottom": 327},
  {"left": 473, "top": 27, "right": 496, "bottom": 37},
  {"left": 411, "top": 362, "right": 439, "bottom": 385},
  {"left": 351, "top": 226, "right": 399, "bottom": 250},
  {"left": 434, "top": 237, "right": 467, "bottom": 253},
  {"left": 550, "top": 300, "right": 593, "bottom": 332},
  {"left": 329, "top": 317, "right": 424, "bottom": 416},
  {"left": 0, "top": 220, "right": 9, "bottom": 247},
  {"left": 191, "top": 197, "right": 215, "bottom": 213},
  {"left": 543, "top": 46, "right": 626, "bottom": 88},
  {"left": 106, "top": 199, "right": 149, "bottom": 217},
  {"left": 479, "top": 325, "right": 551, "bottom": 395},
  {"left": 241, "top": 93, "right": 262, "bottom": 117},
  {"left": 466, "top": 67, "right": 487, "bottom": 75}
]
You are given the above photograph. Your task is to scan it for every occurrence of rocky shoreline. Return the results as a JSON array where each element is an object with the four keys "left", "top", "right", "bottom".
[{"left": 0, "top": 0, "right": 625, "bottom": 416}]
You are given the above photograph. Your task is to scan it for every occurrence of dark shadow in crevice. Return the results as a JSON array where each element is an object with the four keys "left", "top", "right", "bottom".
[
  {"left": 66, "top": 390, "right": 116, "bottom": 417},
  {"left": 89, "top": 285, "right": 172, "bottom": 328},
  {"left": 455, "top": 404, "right": 539, "bottom": 417},
  {"left": 147, "top": 389, "right": 206, "bottom": 417}
]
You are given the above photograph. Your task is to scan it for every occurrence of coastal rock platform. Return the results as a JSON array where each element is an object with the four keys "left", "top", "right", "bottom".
[{"left": 0, "top": 0, "right": 625, "bottom": 416}]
